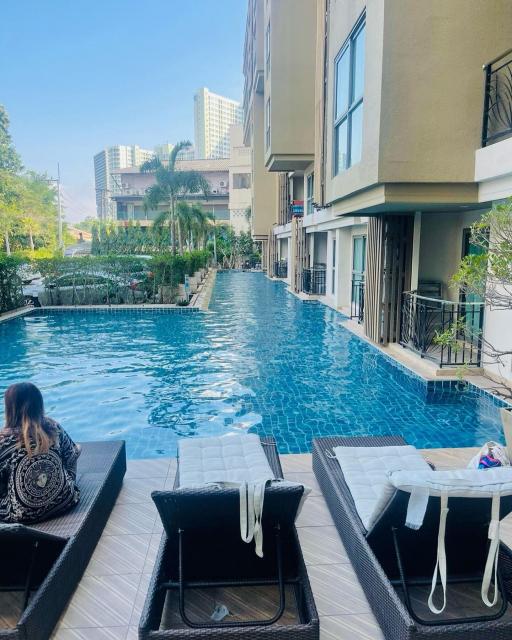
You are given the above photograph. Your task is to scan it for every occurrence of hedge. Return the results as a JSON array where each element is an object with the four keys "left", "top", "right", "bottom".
[
  {"left": 35, "top": 250, "right": 211, "bottom": 305},
  {"left": 0, "top": 250, "right": 211, "bottom": 310},
  {"left": 0, "top": 254, "right": 25, "bottom": 314}
]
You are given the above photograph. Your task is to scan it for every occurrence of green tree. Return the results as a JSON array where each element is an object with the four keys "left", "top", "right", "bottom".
[
  {"left": 141, "top": 141, "right": 209, "bottom": 254},
  {"left": 0, "top": 172, "right": 23, "bottom": 254},
  {"left": 74, "top": 216, "right": 99, "bottom": 233},
  {"left": 18, "top": 172, "right": 58, "bottom": 251},
  {"left": 435, "top": 199, "right": 512, "bottom": 369},
  {"left": 0, "top": 105, "right": 22, "bottom": 174}
]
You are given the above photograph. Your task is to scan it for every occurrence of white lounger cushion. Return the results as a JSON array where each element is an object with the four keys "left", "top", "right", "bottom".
[
  {"left": 390, "top": 467, "right": 512, "bottom": 497},
  {"left": 179, "top": 433, "right": 275, "bottom": 486},
  {"left": 178, "top": 434, "right": 309, "bottom": 558},
  {"left": 333, "top": 445, "right": 430, "bottom": 531},
  {"left": 389, "top": 467, "right": 512, "bottom": 614}
]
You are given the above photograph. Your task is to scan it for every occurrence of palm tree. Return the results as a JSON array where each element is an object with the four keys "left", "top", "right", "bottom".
[{"left": 141, "top": 141, "right": 209, "bottom": 254}]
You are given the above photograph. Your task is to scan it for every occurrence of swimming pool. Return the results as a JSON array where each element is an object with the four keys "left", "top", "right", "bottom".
[{"left": 0, "top": 271, "right": 507, "bottom": 458}]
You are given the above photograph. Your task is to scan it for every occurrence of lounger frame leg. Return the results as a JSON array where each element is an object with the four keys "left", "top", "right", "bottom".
[
  {"left": 173, "top": 526, "right": 286, "bottom": 628},
  {"left": 23, "top": 540, "right": 39, "bottom": 610},
  {"left": 391, "top": 527, "right": 508, "bottom": 626}
]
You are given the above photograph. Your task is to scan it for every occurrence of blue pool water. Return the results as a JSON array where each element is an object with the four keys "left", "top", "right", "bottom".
[{"left": 0, "top": 271, "right": 507, "bottom": 458}]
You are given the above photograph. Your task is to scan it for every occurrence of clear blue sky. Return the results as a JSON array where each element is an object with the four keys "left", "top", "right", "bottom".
[{"left": 0, "top": 0, "right": 246, "bottom": 221}]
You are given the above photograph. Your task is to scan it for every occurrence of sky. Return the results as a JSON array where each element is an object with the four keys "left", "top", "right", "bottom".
[{"left": 0, "top": 0, "right": 246, "bottom": 222}]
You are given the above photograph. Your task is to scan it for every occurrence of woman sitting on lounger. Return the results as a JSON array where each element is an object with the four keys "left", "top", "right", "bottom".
[{"left": 0, "top": 382, "right": 80, "bottom": 523}]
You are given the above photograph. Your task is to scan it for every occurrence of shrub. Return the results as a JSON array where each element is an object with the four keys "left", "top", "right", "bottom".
[
  {"left": 0, "top": 254, "right": 25, "bottom": 314},
  {"left": 32, "top": 251, "right": 211, "bottom": 306}
]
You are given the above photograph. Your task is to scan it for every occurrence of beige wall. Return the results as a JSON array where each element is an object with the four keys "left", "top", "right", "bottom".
[
  {"left": 251, "top": 92, "right": 278, "bottom": 238},
  {"left": 264, "top": 0, "right": 316, "bottom": 167},
  {"left": 325, "top": 0, "right": 384, "bottom": 207},
  {"left": 416, "top": 210, "right": 483, "bottom": 301},
  {"left": 324, "top": 0, "right": 512, "bottom": 213},
  {"left": 379, "top": 0, "right": 512, "bottom": 184}
]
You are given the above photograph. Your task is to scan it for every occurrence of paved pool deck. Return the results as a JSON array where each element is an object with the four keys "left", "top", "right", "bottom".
[{"left": 47, "top": 445, "right": 512, "bottom": 640}]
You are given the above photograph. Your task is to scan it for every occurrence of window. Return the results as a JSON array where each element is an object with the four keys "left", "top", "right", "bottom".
[
  {"left": 306, "top": 173, "right": 314, "bottom": 214},
  {"left": 265, "top": 97, "right": 271, "bottom": 149},
  {"left": 265, "top": 21, "right": 270, "bottom": 77},
  {"left": 351, "top": 235, "right": 367, "bottom": 309},
  {"left": 233, "top": 173, "right": 251, "bottom": 189},
  {"left": 334, "top": 17, "right": 365, "bottom": 174}
]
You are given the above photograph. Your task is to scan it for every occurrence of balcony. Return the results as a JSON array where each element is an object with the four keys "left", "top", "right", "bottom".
[
  {"left": 302, "top": 267, "right": 326, "bottom": 295},
  {"left": 399, "top": 292, "right": 484, "bottom": 368},
  {"left": 482, "top": 48, "right": 512, "bottom": 147},
  {"left": 274, "top": 260, "right": 288, "bottom": 279}
]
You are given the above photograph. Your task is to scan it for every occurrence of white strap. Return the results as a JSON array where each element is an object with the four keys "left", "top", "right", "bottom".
[
  {"left": 428, "top": 490, "right": 449, "bottom": 614},
  {"left": 405, "top": 486, "right": 429, "bottom": 530},
  {"left": 481, "top": 492, "right": 501, "bottom": 607},
  {"left": 238, "top": 480, "right": 268, "bottom": 557}
]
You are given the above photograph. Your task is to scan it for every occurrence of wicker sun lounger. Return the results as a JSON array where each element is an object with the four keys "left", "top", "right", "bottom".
[
  {"left": 0, "top": 440, "right": 126, "bottom": 640},
  {"left": 313, "top": 435, "right": 512, "bottom": 640},
  {"left": 139, "top": 437, "right": 319, "bottom": 640}
]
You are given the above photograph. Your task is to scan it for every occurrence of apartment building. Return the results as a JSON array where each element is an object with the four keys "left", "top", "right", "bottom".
[
  {"left": 110, "top": 158, "right": 230, "bottom": 227},
  {"left": 245, "top": 0, "right": 512, "bottom": 383},
  {"left": 228, "top": 124, "right": 252, "bottom": 235},
  {"left": 94, "top": 145, "right": 154, "bottom": 220},
  {"left": 194, "top": 88, "right": 243, "bottom": 160}
]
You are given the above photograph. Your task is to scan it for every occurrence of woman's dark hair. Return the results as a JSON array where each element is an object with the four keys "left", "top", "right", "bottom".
[{"left": 4, "top": 382, "right": 55, "bottom": 455}]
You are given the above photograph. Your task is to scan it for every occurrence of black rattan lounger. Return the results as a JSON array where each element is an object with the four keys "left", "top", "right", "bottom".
[
  {"left": 313, "top": 435, "right": 512, "bottom": 640},
  {"left": 139, "top": 437, "right": 319, "bottom": 640},
  {"left": 0, "top": 440, "right": 126, "bottom": 640}
]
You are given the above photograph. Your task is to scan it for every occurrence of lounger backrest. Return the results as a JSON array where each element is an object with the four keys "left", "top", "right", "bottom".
[{"left": 152, "top": 484, "right": 304, "bottom": 537}]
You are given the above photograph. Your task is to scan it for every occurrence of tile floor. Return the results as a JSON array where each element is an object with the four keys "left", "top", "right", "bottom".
[{"left": 47, "top": 446, "right": 510, "bottom": 639}]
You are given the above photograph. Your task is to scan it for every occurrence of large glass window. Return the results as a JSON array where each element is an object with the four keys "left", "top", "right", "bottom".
[
  {"left": 265, "top": 21, "right": 270, "bottom": 77},
  {"left": 334, "top": 17, "right": 365, "bottom": 174},
  {"left": 306, "top": 173, "right": 314, "bottom": 214},
  {"left": 351, "top": 235, "right": 367, "bottom": 310},
  {"left": 265, "top": 97, "right": 271, "bottom": 149},
  {"left": 331, "top": 238, "right": 337, "bottom": 295}
]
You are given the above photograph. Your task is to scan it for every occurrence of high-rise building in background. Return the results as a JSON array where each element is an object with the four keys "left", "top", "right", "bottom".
[
  {"left": 194, "top": 87, "right": 243, "bottom": 159},
  {"left": 153, "top": 143, "right": 174, "bottom": 164},
  {"left": 94, "top": 145, "right": 154, "bottom": 219}
]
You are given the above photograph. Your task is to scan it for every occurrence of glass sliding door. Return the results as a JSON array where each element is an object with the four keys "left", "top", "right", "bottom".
[{"left": 351, "top": 235, "right": 367, "bottom": 311}]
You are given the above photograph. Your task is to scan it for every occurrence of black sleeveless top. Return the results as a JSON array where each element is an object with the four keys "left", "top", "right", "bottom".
[{"left": 0, "top": 419, "right": 80, "bottom": 523}]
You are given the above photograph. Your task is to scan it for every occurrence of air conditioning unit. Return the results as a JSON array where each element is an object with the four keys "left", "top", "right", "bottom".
[{"left": 219, "top": 181, "right": 225, "bottom": 187}]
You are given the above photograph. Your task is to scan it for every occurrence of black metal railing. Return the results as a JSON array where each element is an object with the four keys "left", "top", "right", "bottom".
[
  {"left": 350, "top": 279, "right": 365, "bottom": 324},
  {"left": 302, "top": 267, "right": 326, "bottom": 295},
  {"left": 399, "top": 292, "right": 484, "bottom": 367},
  {"left": 482, "top": 48, "right": 512, "bottom": 147},
  {"left": 274, "top": 260, "right": 288, "bottom": 279}
]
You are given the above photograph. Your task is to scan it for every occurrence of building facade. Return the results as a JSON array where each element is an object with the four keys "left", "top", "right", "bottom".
[
  {"left": 228, "top": 124, "right": 252, "bottom": 235},
  {"left": 245, "top": 0, "right": 512, "bottom": 384},
  {"left": 110, "top": 158, "right": 230, "bottom": 227},
  {"left": 194, "top": 87, "right": 243, "bottom": 160},
  {"left": 94, "top": 145, "right": 155, "bottom": 220}
]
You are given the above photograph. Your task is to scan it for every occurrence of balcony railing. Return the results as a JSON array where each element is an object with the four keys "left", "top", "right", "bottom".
[
  {"left": 274, "top": 260, "right": 288, "bottom": 279},
  {"left": 302, "top": 267, "right": 326, "bottom": 295},
  {"left": 482, "top": 48, "right": 512, "bottom": 146},
  {"left": 399, "top": 292, "right": 484, "bottom": 367},
  {"left": 350, "top": 279, "right": 365, "bottom": 324}
]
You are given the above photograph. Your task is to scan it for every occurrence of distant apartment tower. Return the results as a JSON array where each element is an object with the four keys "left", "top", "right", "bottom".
[
  {"left": 194, "top": 87, "right": 243, "bottom": 159},
  {"left": 154, "top": 143, "right": 197, "bottom": 164},
  {"left": 94, "top": 145, "right": 154, "bottom": 219}
]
